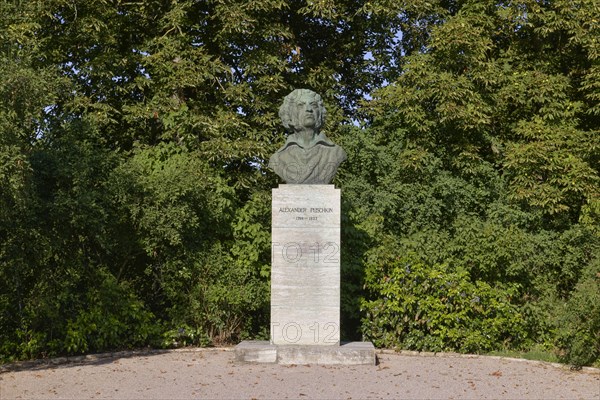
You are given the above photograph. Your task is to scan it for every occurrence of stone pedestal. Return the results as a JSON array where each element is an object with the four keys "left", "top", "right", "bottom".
[
  {"left": 235, "top": 340, "right": 376, "bottom": 365},
  {"left": 235, "top": 185, "right": 375, "bottom": 365},
  {"left": 271, "top": 184, "right": 340, "bottom": 345}
]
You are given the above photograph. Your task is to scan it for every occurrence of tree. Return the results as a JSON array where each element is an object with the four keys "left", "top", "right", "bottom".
[
  {"left": 351, "top": 0, "right": 600, "bottom": 364},
  {"left": 0, "top": 0, "right": 404, "bottom": 359},
  {"left": 1, "top": 0, "right": 598, "bottom": 366}
]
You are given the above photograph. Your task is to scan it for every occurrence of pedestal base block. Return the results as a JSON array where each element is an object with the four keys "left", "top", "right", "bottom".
[{"left": 234, "top": 340, "right": 376, "bottom": 365}]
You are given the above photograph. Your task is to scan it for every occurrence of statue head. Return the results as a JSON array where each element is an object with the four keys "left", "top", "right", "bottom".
[{"left": 279, "top": 89, "right": 327, "bottom": 133}]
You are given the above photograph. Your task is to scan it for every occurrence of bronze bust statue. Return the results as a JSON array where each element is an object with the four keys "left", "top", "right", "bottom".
[{"left": 269, "top": 89, "right": 347, "bottom": 184}]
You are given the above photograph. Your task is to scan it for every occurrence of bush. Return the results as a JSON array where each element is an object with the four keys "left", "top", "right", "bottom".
[
  {"left": 64, "top": 269, "right": 159, "bottom": 354},
  {"left": 554, "top": 257, "right": 600, "bottom": 368},
  {"left": 361, "top": 252, "right": 529, "bottom": 353}
]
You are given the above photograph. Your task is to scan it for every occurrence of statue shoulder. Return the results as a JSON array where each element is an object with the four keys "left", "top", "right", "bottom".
[
  {"left": 268, "top": 150, "right": 280, "bottom": 167},
  {"left": 333, "top": 143, "right": 347, "bottom": 162}
]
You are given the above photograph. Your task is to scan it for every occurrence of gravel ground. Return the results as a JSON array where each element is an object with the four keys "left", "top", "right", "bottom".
[{"left": 1, "top": 348, "right": 599, "bottom": 399}]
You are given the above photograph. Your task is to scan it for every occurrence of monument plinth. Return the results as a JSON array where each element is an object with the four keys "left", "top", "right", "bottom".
[
  {"left": 235, "top": 185, "right": 375, "bottom": 365},
  {"left": 234, "top": 89, "right": 375, "bottom": 365},
  {"left": 271, "top": 184, "right": 340, "bottom": 346}
]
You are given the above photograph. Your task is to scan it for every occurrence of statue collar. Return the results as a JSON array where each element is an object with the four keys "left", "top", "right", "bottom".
[{"left": 278, "top": 132, "right": 336, "bottom": 151}]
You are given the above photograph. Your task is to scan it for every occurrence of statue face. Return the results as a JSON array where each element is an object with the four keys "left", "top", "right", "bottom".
[
  {"left": 279, "top": 88, "right": 326, "bottom": 132},
  {"left": 293, "top": 92, "right": 321, "bottom": 130}
]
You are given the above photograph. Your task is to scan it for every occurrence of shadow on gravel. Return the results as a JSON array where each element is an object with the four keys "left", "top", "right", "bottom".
[{"left": 1, "top": 348, "right": 206, "bottom": 373}]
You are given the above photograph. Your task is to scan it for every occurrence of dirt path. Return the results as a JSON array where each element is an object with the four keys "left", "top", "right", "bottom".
[{"left": 2, "top": 348, "right": 599, "bottom": 399}]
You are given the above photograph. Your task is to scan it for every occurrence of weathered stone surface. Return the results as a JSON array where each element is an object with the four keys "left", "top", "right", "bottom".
[
  {"left": 271, "top": 184, "right": 340, "bottom": 346},
  {"left": 234, "top": 341, "right": 376, "bottom": 365},
  {"left": 234, "top": 341, "right": 277, "bottom": 363},
  {"left": 234, "top": 183, "right": 375, "bottom": 365}
]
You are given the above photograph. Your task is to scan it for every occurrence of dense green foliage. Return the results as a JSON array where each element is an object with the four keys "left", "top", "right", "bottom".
[
  {"left": 342, "top": 0, "right": 600, "bottom": 367},
  {"left": 1, "top": 0, "right": 598, "bottom": 367},
  {"left": 362, "top": 252, "right": 527, "bottom": 353}
]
